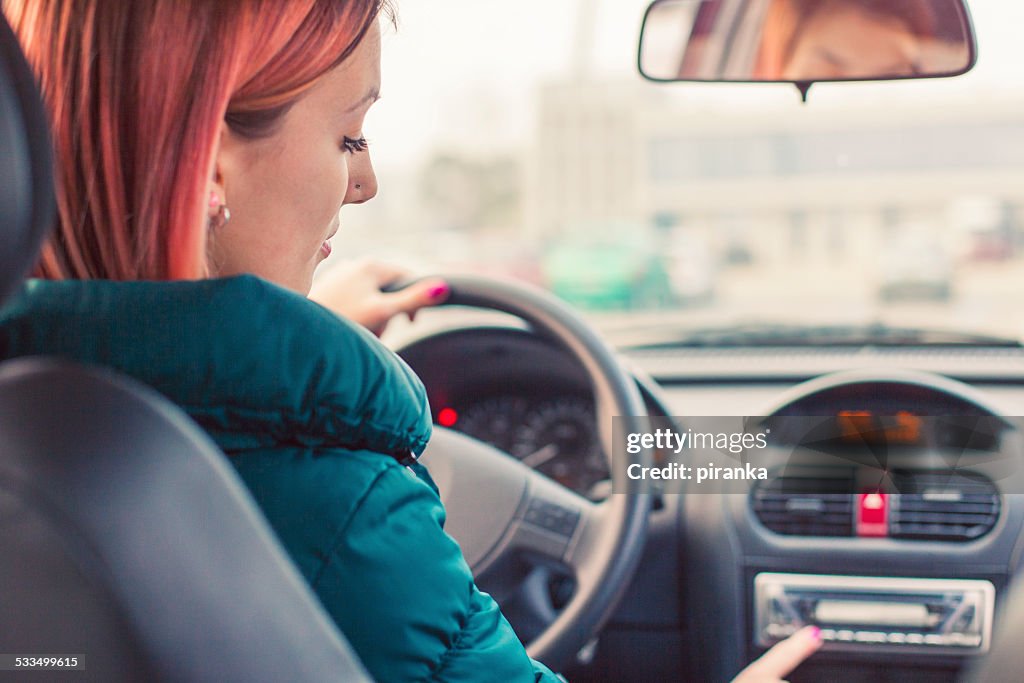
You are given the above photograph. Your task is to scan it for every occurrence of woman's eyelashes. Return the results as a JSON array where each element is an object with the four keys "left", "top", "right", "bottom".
[{"left": 342, "top": 136, "right": 369, "bottom": 154}]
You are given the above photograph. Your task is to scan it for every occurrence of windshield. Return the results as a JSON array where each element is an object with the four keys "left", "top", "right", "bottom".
[{"left": 327, "top": 0, "right": 1024, "bottom": 345}]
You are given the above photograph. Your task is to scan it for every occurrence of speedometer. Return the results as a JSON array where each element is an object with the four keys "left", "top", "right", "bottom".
[
  {"left": 511, "top": 396, "right": 608, "bottom": 494},
  {"left": 452, "top": 395, "right": 531, "bottom": 453},
  {"left": 442, "top": 394, "right": 610, "bottom": 495}
]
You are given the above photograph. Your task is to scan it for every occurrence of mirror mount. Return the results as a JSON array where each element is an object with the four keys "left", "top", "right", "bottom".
[{"left": 795, "top": 81, "right": 812, "bottom": 103}]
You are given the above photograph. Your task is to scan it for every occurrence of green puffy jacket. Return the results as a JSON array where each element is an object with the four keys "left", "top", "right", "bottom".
[{"left": 0, "top": 275, "right": 561, "bottom": 683}]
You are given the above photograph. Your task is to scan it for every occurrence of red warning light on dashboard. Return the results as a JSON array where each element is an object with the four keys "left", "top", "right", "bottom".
[
  {"left": 437, "top": 407, "right": 459, "bottom": 427},
  {"left": 857, "top": 491, "right": 889, "bottom": 538}
]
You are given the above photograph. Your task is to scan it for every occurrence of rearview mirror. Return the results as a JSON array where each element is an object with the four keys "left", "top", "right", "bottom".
[{"left": 638, "top": 0, "right": 976, "bottom": 92}]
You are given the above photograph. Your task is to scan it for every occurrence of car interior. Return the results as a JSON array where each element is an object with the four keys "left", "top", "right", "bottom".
[{"left": 5, "top": 0, "right": 1024, "bottom": 681}]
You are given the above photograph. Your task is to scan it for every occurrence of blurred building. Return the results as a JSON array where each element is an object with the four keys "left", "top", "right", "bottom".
[
  {"left": 642, "top": 96, "right": 1024, "bottom": 267},
  {"left": 527, "top": 81, "right": 1024, "bottom": 268},
  {"left": 525, "top": 80, "right": 662, "bottom": 241}
]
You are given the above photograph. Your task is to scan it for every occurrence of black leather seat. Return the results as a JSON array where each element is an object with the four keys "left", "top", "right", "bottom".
[{"left": 0, "top": 14, "right": 371, "bottom": 682}]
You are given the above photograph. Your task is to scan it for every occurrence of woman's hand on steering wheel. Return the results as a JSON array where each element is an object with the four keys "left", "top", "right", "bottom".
[
  {"left": 310, "top": 259, "right": 449, "bottom": 336},
  {"left": 731, "top": 626, "right": 823, "bottom": 683}
]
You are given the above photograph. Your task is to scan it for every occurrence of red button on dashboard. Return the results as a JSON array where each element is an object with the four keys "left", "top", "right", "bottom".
[{"left": 857, "top": 491, "right": 889, "bottom": 537}]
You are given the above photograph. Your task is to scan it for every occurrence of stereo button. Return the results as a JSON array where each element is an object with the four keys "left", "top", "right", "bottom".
[
  {"left": 953, "top": 634, "right": 982, "bottom": 648},
  {"left": 766, "top": 623, "right": 797, "bottom": 638}
]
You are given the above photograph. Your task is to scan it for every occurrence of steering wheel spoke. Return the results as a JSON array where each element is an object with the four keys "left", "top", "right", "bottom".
[{"left": 505, "top": 467, "right": 598, "bottom": 573}]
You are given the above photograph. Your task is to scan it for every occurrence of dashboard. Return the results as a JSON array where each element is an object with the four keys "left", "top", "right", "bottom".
[{"left": 393, "top": 320, "right": 1024, "bottom": 683}]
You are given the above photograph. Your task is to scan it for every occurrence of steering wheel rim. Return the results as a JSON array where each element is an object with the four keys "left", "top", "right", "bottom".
[{"left": 409, "top": 274, "right": 653, "bottom": 671}]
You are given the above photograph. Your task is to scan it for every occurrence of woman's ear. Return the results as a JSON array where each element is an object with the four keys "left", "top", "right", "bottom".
[{"left": 207, "top": 122, "right": 231, "bottom": 222}]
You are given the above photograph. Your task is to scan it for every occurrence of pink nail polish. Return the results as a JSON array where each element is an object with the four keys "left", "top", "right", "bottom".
[
  {"left": 428, "top": 284, "right": 449, "bottom": 300},
  {"left": 808, "top": 626, "right": 821, "bottom": 641}
]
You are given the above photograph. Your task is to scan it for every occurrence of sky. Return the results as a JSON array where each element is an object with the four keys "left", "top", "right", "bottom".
[
  {"left": 363, "top": 1, "right": 1024, "bottom": 172},
  {"left": 368, "top": 0, "right": 584, "bottom": 167}
]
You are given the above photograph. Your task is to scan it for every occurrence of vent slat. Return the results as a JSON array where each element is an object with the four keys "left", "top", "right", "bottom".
[
  {"left": 892, "top": 513, "right": 996, "bottom": 525},
  {"left": 893, "top": 499, "right": 998, "bottom": 511},
  {"left": 755, "top": 511, "right": 854, "bottom": 520},
  {"left": 754, "top": 504, "right": 852, "bottom": 515},
  {"left": 755, "top": 492, "right": 853, "bottom": 501}
]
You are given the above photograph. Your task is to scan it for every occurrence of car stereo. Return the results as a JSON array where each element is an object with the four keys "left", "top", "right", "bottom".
[{"left": 754, "top": 573, "right": 995, "bottom": 656}]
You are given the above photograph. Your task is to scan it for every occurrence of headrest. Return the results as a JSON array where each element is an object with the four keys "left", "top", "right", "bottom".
[{"left": 0, "top": 14, "right": 53, "bottom": 305}]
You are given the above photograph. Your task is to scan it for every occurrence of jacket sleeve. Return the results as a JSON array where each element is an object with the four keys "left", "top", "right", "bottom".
[{"left": 313, "top": 461, "right": 562, "bottom": 683}]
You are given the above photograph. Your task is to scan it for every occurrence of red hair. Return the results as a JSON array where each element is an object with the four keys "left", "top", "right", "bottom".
[{"left": 3, "top": 0, "right": 390, "bottom": 280}]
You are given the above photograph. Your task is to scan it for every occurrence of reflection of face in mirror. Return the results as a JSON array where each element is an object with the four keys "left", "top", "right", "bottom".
[
  {"left": 639, "top": 0, "right": 972, "bottom": 83},
  {"left": 783, "top": 3, "right": 923, "bottom": 79},
  {"left": 757, "top": 0, "right": 966, "bottom": 81}
]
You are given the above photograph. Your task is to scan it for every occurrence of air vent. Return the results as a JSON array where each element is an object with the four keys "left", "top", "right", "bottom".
[
  {"left": 752, "top": 472, "right": 855, "bottom": 537},
  {"left": 890, "top": 472, "right": 1000, "bottom": 542}
]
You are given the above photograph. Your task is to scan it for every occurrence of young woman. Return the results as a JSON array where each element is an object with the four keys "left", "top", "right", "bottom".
[{"left": 2, "top": 1, "right": 819, "bottom": 680}]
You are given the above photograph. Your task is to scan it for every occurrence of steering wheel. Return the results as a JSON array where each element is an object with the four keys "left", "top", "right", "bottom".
[{"left": 412, "top": 275, "right": 653, "bottom": 671}]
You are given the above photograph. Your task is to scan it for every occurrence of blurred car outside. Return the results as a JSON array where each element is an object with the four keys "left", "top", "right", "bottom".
[{"left": 542, "top": 233, "right": 673, "bottom": 312}]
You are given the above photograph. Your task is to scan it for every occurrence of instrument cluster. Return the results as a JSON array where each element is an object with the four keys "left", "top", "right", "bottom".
[{"left": 436, "top": 393, "right": 609, "bottom": 496}]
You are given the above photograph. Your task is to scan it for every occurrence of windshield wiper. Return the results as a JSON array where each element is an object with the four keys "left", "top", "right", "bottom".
[{"left": 621, "top": 323, "right": 1024, "bottom": 350}]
